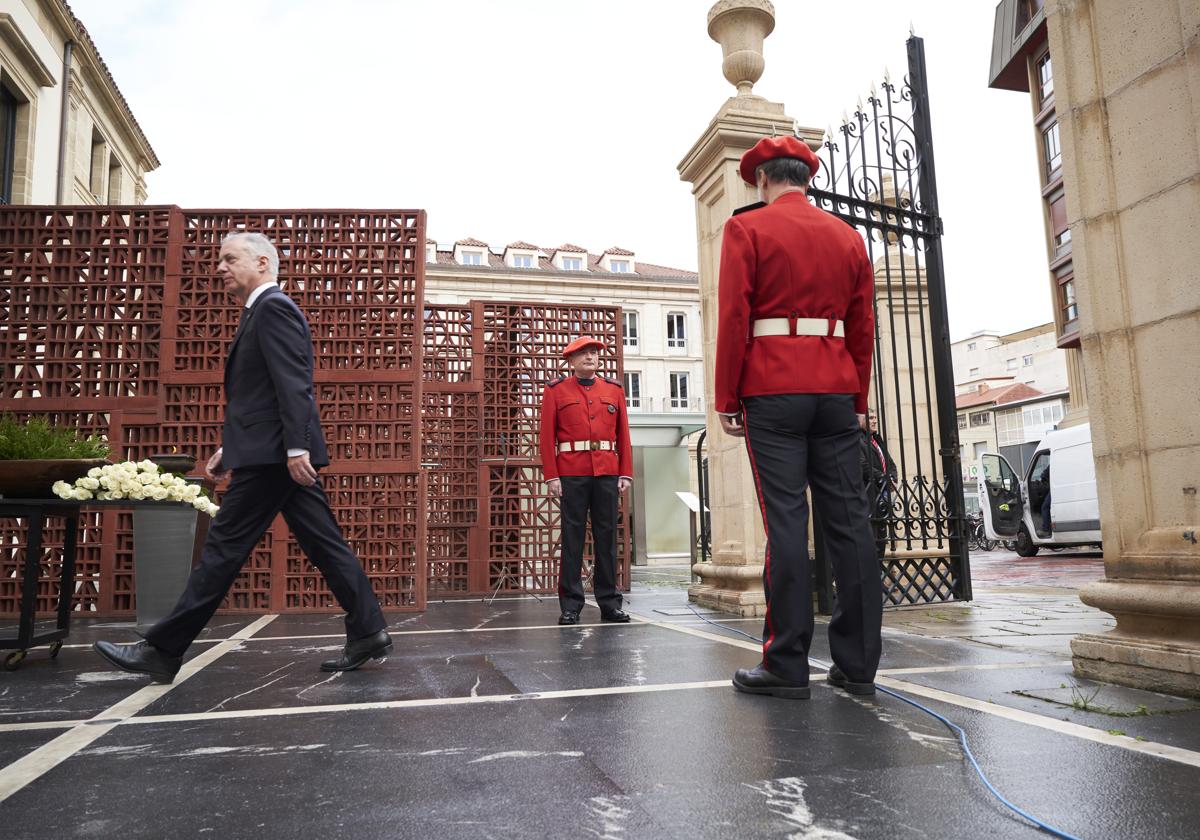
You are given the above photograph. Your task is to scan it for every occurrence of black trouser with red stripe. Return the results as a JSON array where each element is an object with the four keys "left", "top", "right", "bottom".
[
  {"left": 557, "top": 475, "right": 623, "bottom": 615},
  {"left": 742, "top": 394, "right": 883, "bottom": 685}
]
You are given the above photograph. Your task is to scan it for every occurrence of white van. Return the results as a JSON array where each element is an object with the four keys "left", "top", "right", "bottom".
[{"left": 977, "top": 423, "right": 1102, "bottom": 556}]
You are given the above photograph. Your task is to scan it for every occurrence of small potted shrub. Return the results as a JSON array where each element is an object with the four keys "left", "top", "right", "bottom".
[{"left": 0, "top": 415, "right": 111, "bottom": 498}]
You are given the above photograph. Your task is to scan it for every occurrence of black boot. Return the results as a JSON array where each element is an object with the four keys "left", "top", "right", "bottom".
[
  {"left": 732, "top": 664, "right": 811, "bottom": 699},
  {"left": 827, "top": 663, "right": 876, "bottom": 695}
]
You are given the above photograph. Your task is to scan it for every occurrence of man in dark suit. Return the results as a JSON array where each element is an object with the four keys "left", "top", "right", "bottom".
[
  {"left": 716, "top": 136, "right": 882, "bottom": 700},
  {"left": 94, "top": 232, "right": 391, "bottom": 683}
]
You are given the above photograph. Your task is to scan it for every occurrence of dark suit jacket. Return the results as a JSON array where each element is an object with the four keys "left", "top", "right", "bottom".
[{"left": 221, "top": 285, "right": 329, "bottom": 470}]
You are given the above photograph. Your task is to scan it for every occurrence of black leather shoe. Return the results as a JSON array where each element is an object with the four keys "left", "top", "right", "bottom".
[
  {"left": 320, "top": 629, "right": 392, "bottom": 672},
  {"left": 93, "top": 640, "right": 182, "bottom": 684},
  {"left": 600, "top": 609, "right": 631, "bottom": 623},
  {"left": 827, "top": 664, "right": 876, "bottom": 695},
  {"left": 558, "top": 611, "right": 580, "bottom": 626},
  {"left": 732, "top": 664, "right": 810, "bottom": 699}
]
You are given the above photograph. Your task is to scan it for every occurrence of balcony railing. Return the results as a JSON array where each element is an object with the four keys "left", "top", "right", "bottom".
[{"left": 628, "top": 396, "right": 704, "bottom": 413}]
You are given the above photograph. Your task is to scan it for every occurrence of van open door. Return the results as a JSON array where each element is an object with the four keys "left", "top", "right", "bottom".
[{"left": 978, "top": 452, "right": 1023, "bottom": 541}]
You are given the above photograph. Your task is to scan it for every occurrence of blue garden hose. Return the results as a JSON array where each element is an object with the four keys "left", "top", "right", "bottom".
[{"left": 685, "top": 606, "right": 1082, "bottom": 840}]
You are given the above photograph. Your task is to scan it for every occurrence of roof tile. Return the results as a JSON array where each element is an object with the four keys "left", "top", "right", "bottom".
[{"left": 956, "top": 382, "right": 1045, "bottom": 410}]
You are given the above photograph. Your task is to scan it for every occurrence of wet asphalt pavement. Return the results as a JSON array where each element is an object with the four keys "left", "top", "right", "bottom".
[{"left": 2, "top": 550, "right": 1196, "bottom": 839}]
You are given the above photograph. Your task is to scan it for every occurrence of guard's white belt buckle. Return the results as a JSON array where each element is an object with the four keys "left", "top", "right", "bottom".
[
  {"left": 559, "top": 440, "right": 615, "bottom": 453},
  {"left": 752, "top": 317, "right": 845, "bottom": 338}
]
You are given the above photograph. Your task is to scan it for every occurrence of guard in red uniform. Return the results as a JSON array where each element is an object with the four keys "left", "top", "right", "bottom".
[
  {"left": 539, "top": 336, "right": 633, "bottom": 625},
  {"left": 716, "top": 135, "right": 882, "bottom": 699}
]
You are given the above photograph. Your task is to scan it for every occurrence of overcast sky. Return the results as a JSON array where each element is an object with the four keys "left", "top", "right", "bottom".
[{"left": 69, "top": 0, "right": 1052, "bottom": 340}]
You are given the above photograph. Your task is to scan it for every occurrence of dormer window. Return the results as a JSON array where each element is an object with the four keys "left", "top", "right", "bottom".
[
  {"left": 600, "top": 248, "right": 636, "bottom": 274},
  {"left": 503, "top": 242, "right": 541, "bottom": 269},
  {"left": 552, "top": 244, "right": 589, "bottom": 271},
  {"left": 426, "top": 241, "right": 437, "bottom": 263},
  {"left": 454, "top": 237, "right": 489, "bottom": 266}
]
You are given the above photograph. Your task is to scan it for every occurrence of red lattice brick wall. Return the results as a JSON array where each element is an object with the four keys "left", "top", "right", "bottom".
[
  {"left": 0, "top": 206, "right": 627, "bottom": 616},
  {"left": 0, "top": 206, "right": 426, "bottom": 616},
  {"left": 422, "top": 301, "right": 629, "bottom": 599}
]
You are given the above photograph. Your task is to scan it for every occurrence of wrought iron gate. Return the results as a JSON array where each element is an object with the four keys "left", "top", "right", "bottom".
[{"left": 807, "top": 36, "right": 970, "bottom": 606}]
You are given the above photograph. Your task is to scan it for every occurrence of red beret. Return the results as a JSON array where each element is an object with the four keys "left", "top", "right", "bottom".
[
  {"left": 739, "top": 136, "right": 821, "bottom": 186},
  {"left": 563, "top": 336, "right": 606, "bottom": 358}
]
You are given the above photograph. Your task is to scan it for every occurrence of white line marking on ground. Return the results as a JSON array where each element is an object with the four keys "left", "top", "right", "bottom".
[
  {"left": 625, "top": 608, "right": 1200, "bottom": 770},
  {"left": 0, "top": 615, "right": 277, "bottom": 803},
  {"left": 60, "top": 617, "right": 651, "bottom": 652},
  {"left": 0, "top": 720, "right": 87, "bottom": 733},
  {"left": 253, "top": 622, "right": 642, "bottom": 643},
  {"left": 112, "top": 679, "right": 731, "bottom": 727},
  {"left": 874, "top": 675, "right": 1200, "bottom": 769},
  {"left": 59, "top": 638, "right": 223, "bottom": 651},
  {"left": 620, "top": 610, "right": 760, "bottom": 653},
  {"left": 877, "top": 661, "right": 1068, "bottom": 676}
]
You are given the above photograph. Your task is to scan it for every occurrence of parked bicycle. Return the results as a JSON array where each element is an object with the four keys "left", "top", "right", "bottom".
[{"left": 966, "top": 512, "right": 997, "bottom": 552}]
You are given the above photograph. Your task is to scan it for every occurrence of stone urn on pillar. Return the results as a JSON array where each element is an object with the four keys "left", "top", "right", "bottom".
[
  {"left": 707, "top": 0, "right": 776, "bottom": 97},
  {"left": 678, "top": 2, "right": 822, "bottom": 616}
]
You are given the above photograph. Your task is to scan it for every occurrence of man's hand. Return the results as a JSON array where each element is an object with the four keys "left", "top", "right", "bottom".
[
  {"left": 618, "top": 477, "right": 632, "bottom": 495},
  {"left": 719, "top": 413, "right": 745, "bottom": 437},
  {"left": 287, "top": 451, "right": 318, "bottom": 487},
  {"left": 205, "top": 448, "right": 230, "bottom": 482},
  {"left": 857, "top": 413, "right": 868, "bottom": 430},
  {"left": 547, "top": 478, "right": 562, "bottom": 498}
]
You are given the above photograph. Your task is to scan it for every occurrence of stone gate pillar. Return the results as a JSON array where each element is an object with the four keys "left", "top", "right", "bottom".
[
  {"left": 1044, "top": 0, "right": 1200, "bottom": 697},
  {"left": 677, "top": 1, "right": 822, "bottom": 615}
]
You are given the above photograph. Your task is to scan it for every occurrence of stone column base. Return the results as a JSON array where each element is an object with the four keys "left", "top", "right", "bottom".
[
  {"left": 688, "top": 561, "right": 766, "bottom": 617},
  {"left": 1072, "top": 633, "right": 1200, "bottom": 700},
  {"left": 1073, "top": 577, "right": 1200, "bottom": 699}
]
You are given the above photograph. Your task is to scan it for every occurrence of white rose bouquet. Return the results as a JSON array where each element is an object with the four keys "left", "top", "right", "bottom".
[{"left": 52, "top": 460, "right": 219, "bottom": 517}]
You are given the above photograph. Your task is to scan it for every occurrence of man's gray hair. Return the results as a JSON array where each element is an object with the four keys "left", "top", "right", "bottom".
[
  {"left": 222, "top": 232, "right": 279, "bottom": 276},
  {"left": 756, "top": 157, "right": 811, "bottom": 188}
]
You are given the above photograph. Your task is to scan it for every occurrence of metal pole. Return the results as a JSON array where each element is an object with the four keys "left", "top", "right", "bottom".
[
  {"left": 695, "top": 429, "right": 710, "bottom": 570},
  {"left": 56, "top": 41, "right": 73, "bottom": 204},
  {"left": 908, "top": 35, "right": 972, "bottom": 600}
]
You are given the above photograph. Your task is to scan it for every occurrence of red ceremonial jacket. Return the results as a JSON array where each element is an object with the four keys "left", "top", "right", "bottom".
[
  {"left": 539, "top": 375, "right": 633, "bottom": 480},
  {"left": 714, "top": 191, "right": 875, "bottom": 415}
]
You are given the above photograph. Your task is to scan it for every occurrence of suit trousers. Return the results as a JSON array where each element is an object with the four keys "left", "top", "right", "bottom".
[
  {"left": 557, "top": 475, "right": 622, "bottom": 615},
  {"left": 145, "top": 465, "right": 387, "bottom": 657},
  {"left": 742, "top": 394, "right": 883, "bottom": 685}
]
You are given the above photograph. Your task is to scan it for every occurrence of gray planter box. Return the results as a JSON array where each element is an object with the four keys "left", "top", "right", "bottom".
[{"left": 133, "top": 505, "right": 200, "bottom": 630}]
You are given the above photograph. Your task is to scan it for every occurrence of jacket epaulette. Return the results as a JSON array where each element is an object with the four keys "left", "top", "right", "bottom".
[
  {"left": 732, "top": 200, "right": 768, "bottom": 217},
  {"left": 597, "top": 374, "right": 623, "bottom": 390},
  {"left": 547, "top": 376, "right": 568, "bottom": 388}
]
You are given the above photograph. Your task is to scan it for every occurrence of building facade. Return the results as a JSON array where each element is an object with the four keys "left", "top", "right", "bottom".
[
  {"left": 957, "top": 382, "right": 1067, "bottom": 486},
  {"left": 953, "top": 321, "right": 1070, "bottom": 485},
  {"left": 0, "top": 0, "right": 158, "bottom": 206},
  {"left": 424, "top": 238, "right": 705, "bottom": 564},
  {"left": 952, "top": 322, "right": 1069, "bottom": 395},
  {"left": 988, "top": 0, "right": 1087, "bottom": 425}
]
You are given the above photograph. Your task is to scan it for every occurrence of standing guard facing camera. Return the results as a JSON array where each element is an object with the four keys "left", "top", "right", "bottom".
[{"left": 539, "top": 336, "right": 633, "bottom": 626}]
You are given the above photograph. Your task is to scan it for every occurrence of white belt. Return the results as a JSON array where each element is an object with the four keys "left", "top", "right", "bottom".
[
  {"left": 559, "top": 440, "right": 615, "bottom": 453},
  {"left": 752, "top": 317, "right": 845, "bottom": 338}
]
